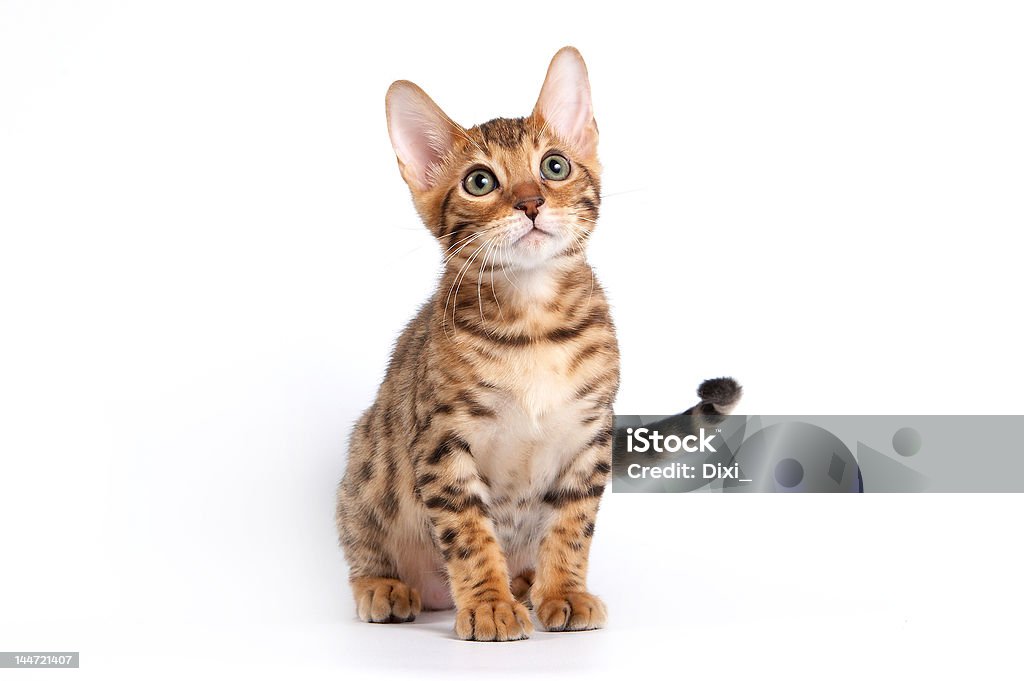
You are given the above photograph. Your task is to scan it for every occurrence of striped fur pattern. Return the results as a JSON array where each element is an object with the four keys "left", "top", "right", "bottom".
[{"left": 336, "top": 48, "right": 618, "bottom": 641}]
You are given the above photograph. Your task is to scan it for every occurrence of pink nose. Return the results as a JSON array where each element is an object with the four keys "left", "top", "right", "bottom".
[{"left": 514, "top": 195, "right": 545, "bottom": 221}]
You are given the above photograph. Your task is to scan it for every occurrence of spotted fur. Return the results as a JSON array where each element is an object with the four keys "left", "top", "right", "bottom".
[{"left": 337, "top": 48, "right": 617, "bottom": 641}]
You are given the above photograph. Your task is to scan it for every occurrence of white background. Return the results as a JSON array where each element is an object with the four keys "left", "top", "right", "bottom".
[{"left": 2, "top": 1, "right": 1023, "bottom": 679}]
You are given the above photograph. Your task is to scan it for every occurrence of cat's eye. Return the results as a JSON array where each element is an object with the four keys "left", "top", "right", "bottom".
[
  {"left": 540, "top": 154, "right": 570, "bottom": 181},
  {"left": 463, "top": 168, "right": 498, "bottom": 196}
]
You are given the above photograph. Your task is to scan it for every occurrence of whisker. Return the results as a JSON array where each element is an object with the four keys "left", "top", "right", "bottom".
[
  {"left": 500, "top": 239, "right": 521, "bottom": 291},
  {"left": 443, "top": 115, "right": 488, "bottom": 157},
  {"left": 575, "top": 232, "right": 596, "bottom": 307},
  {"left": 443, "top": 229, "right": 484, "bottom": 256},
  {"left": 443, "top": 242, "right": 484, "bottom": 338},
  {"left": 453, "top": 240, "right": 489, "bottom": 334},
  {"left": 442, "top": 232, "right": 484, "bottom": 268},
  {"left": 442, "top": 223, "right": 504, "bottom": 266},
  {"left": 444, "top": 238, "right": 489, "bottom": 337},
  {"left": 477, "top": 238, "right": 495, "bottom": 323},
  {"left": 488, "top": 241, "right": 505, "bottom": 320}
]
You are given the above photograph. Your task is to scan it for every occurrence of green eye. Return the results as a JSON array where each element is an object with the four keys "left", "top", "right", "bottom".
[
  {"left": 540, "top": 154, "right": 570, "bottom": 181},
  {"left": 463, "top": 168, "right": 498, "bottom": 196}
]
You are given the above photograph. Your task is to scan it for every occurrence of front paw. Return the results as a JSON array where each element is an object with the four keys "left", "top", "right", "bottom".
[
  {"left": 534, "top": 591, "right": 607, "bottom": 632},
  {"left": 351, "top": 577, "right": 422, "bottom": 623},
  {"left": 455, "top": 598, "right": 534, "bottom": 642}
]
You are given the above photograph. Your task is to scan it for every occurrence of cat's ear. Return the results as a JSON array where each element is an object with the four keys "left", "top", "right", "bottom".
[
  {"left": 386, "top": 80, "right": 462, "bottom": 192},
  {"left": 533, "top": 47, "right": 598, "bottom": 155}
]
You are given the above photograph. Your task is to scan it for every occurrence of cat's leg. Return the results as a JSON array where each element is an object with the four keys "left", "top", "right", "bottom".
[
  {"left": 510, "top": 569, "right": 535, "bottom": 604},
  {"left": 530, "top": 421, "right": 613, "bottom": 632},
  {"left": 414, "top": 435, "right": 533, "bottom": 642},
  {"left": 337, "top": 494, "right": 424, "bottom": 623},
  {"left": 336, "top": 423, "right": 423, "bottom": 624}
]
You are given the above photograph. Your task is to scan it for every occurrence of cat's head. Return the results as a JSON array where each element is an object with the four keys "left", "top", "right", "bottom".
[{"left": 385, "top": 47, "right": 601, "bottom": 273}]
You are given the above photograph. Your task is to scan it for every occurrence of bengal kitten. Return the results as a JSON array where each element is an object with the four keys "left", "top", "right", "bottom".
[{"left": 336, "top": 47, "right": 739, "bottom": 641}]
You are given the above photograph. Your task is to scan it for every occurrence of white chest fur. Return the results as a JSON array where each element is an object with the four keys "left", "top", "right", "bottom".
[{"left": 462, "top": 341, "right": 595, "bottom": 562}]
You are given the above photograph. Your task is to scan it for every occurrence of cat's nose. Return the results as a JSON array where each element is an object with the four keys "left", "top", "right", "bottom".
[{"left": 513, "top": 195, "right": 545, "bottom": 221}]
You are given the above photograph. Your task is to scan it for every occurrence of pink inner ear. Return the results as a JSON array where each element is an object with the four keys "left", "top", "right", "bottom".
[
  {"left": 387, "top": 84, "right": 455, "bottom": 191},
  {"left": 536, "top": 51, "right": 595, "bottom": 152}
]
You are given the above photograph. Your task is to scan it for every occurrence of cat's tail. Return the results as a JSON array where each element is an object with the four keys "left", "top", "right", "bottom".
[
  {"left": 682, "top": 377, "right": 743, "bottom": 425},
  {"left": 610, "top": 377, "right": 743, "bottom": 482}
]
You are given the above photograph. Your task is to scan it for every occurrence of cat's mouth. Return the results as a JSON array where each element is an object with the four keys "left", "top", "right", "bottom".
[{"left": 512, "top": 224, "right": 552, "bottom": 245}]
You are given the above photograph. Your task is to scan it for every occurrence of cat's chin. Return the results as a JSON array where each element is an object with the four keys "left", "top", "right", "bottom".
[
  {"left": 506, "top": 242, "right": 572, "bottom": 273},
  {"left": 502, "top": 228, "right": 570, "bottom": 270}
]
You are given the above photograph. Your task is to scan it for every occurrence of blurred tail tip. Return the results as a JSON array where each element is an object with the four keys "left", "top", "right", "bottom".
[{"left": 697, "top": 377, "right": 742, "bottom": 409}]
